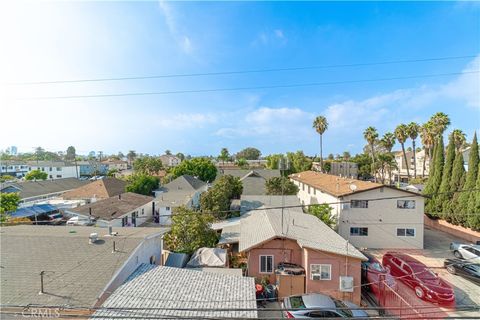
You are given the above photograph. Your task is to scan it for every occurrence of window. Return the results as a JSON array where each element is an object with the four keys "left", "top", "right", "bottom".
[
  {"left": 313, "top": 188, "right": 316, "bottom": 195},
  {"left": 307, "top": 311, "right": 341, "bottom": 318},
  {"left": 302, "top": 183, "right": 305, "bottom": 191},
  {"left": 310, "top": 264, "right": 331, "bottom": 280},
  {"left": 166, "top": 206, "right": 170, "bottom": 211},
  {"left": 56, "top": 167, "right": 61, "bottom": 171},
  {"left": 259, "top": 255, "right": 274, "bottom": 273},
  {"left": 350, "top": 227, "right": 368, "bottom": 236},
  {"left": 49, "top": 167, "right": 52, "bottom": 171},
  {"left": 397, "top": 200, "right": 416, "bottom": 209},
  {"left": 308, "top": 185, "right": 311, "bottom": 194},
  {"left": 351, "top": 200, "right": 368, "bottom": 208},
  {"left": 397, "top": 228, "right": 415, "bottom": 237},
  {"left": 142, "top": 208, "right": 144, "bottom": 215},
  {"left": 56, "top": 175, "right": 62, "bottom": 178}
]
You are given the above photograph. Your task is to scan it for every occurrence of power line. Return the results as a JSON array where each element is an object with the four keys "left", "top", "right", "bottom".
[
  {"left": 8, "top": 54, "right": 476, "bottom": 85},
  {"left": 16, "top": 70, "right": 480, "bottom": 100}
]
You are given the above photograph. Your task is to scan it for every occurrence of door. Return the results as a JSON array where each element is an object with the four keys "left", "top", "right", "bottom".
[
  {"left": 401, "top": 263, "right": 415, "bottom": 287},
  {"left": 131, "top": 212, "right": 137, "bottom": 227}
]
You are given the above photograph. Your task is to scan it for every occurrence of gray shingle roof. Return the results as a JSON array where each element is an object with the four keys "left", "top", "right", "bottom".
[
  {"left": 0, "top": 178, "right": 89, "bottom": 200},
  {"left": 0, "top": 225, "right": 168, "bottom": 307},
  {"left": 216, "top": 169, "right": 281, "bottom": 195},
  {"left": 162, "top": 175, "right": 206, "bottom": 192},
  {"left": 93, "top": 266, "right": 257, "bottom": 319},
  {"left": 156, "top": 175, "right": 206, "bottom": 207},
  {"left": 233, "top": 208, "right": 366, "bottom": 260}
]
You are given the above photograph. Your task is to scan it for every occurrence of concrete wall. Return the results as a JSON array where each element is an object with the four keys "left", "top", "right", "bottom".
[
  {"left": 291, "top": 179, "right": 342, "bottom": 219},
  {"left": 424, "top": 216, "right": 480, "bottom": 243},
  {"left": 95, "top": 232, "right": 164, "bottom": 306},
  {"left": 28, "top": 165, "right": 78, "bottom": 179},
  {"left": 339, "top": 187, "right": 424, "bottom": 249},
  {"left": 304, "top": 248, "right": 362, "bottom": 305}
]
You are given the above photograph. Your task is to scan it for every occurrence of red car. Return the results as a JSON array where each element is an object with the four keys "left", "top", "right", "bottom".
[
  {"left": 361, "top": 252, "right": 397, "bottom": 294},
  {"left": 382, "top": 252, "right": 455, "bottom": 306}
]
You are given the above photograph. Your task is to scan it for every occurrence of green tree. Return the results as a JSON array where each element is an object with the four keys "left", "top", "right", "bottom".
[
  {"left": 266, "top": 154, "right": 282, "bottom": 169},
  {"left": 25, "top": 169, "right": 48, "bottom": 181},
  {"left": 165, "top": 150, "right": 172, "bottom": 155},
  {"left": 342, "top": 151, "right": 351, "bottom": 161},
  {"left": 176, "top": 152, "right": 185, "bottom": 161},
  {"left": 133, "top": 157, "right": 164, "bottom": 175},
  {"left": 0, "top": 192, "right": 21, "bottom": 222},
  {"left": 351, "top": 153, "right": 373, "bottom": 180},
  {"left": 171, "top": 158, "right": 217, "bottom": 182},
  {"left": 66, "top": 146, "right": 76, "bottom": 161},
  {"left": 429, "top": 112, "right": 451, "bottom": 167},
  {"left": 313, "top": 116, "right": 329, "bottom": 172},
  {"left": 457, "top": 133, "right": 479, "bottom": 225},
  {"left": 286, "top": 151, "right": 312, "bottom": 174},
  {"left": 200, "top": 175, "right": 243, "bottom": 218},
  {"left": 265, "top": 177, "right": 299, "bottom": 195},
  {"left": 125, "top": 174, "right": 160, "bottom": 196},
  {"left": 447, "top": 150, "right": 466, "bottom": 224},
  {"left": 127, "top": 150, "right": 137, "bottom": 165},
  {"left": 363, "top": 127, "right": 379, "bottom": 177},
  {"left": 395, "top": 124, "right": 410, "bottom": 179},
  {"left": 307, "top": 204, "right": 335, "bottom": 228},
  {"left": 235, "top": 158, "right": 249, "bottom": 169},
  {"left": 0, "top": 175, "right": 15, "bottom": 182},
  {"left": 107, "top": 168, "right": 118, "bottom": 177},
  {"left": 375, "top": 153, "right": 397, "bottom": 184},
  {"left": 236, "top": 147, "right": 261, "bottom": 160},
  {"left": 423, "top": 135, "right": 444, "bottom": 216},
  {"left": 437, "top": 134, "right": 456, "bottom": 218},
  {"left": 163, "top": 207, "right": 219, "bottom": 254},
  {"left": 451, "top": 129, "right": 466, "bottom": 152},
  {"left": 218, "top": 148, "right": 230, "bottom": 165},
  {"left": 467, "top": 162, "right": 480, "bottom": 230},
  {"left": 420, "top": 122, "right": 435, "bottom": 178},
  {"left": 407, "top": 122, "right": 421, "bottom": 179}
]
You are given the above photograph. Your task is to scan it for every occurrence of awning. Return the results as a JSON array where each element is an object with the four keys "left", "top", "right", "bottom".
[{"left": 10, "top": 204, "right": 58, "bottom": 218}]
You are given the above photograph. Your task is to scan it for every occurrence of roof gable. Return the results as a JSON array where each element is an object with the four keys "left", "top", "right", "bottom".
[{"left": 62, "top": 177, "right": 126, "bottom": 200}]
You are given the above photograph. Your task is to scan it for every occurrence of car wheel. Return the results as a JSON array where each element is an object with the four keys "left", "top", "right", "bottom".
[
  {"left": 414, "top": 286, "right": 425, "bottom": 299},
  {"left": 446, "top": 265, "right": 456, "bottom": 274},
  {"left": 453, "top": 251, "right": 462, "bottom": 259}
]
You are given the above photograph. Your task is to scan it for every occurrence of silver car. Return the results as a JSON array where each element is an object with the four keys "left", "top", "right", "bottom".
[
  {"left": 450, "top": 243, "right": 480, "bottom": 263},
  {"left": 282, "top": 293, "right": 369, "bottom": 318}
]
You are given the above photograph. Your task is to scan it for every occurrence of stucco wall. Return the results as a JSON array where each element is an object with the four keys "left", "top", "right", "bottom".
[
  {"left": 340, "top": 187, "right": 424, "bottom": 249},
  {"left": 304, "top": 248, "right": 362, "bottom": 305},
  {"left": 291, "top": 180, "right": 342, "bottom": 219}
]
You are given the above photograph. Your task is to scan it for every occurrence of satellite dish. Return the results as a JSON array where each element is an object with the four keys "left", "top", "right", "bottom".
[{"left": 349, "top": 184, "right": 357, "bottom": 192}]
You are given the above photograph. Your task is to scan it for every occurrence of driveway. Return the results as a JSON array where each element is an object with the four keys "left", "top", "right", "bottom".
[{"left": 367, "top": 226, "right": 480, "bottom": 317}]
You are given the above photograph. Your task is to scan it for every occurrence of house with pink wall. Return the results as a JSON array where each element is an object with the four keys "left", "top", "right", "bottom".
[{"left": 219, "top": 207, "right": 367, "bottom": 304}]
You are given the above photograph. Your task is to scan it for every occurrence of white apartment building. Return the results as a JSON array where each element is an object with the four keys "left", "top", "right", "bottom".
[
  {"left": 27, "top": 161, "right": 78, "bottom": 180},
  {"left": 290, "top": 171, "right": 424, "bottom": 249},
  {"left": 390, "top": 149, "right": 429, "bottom": 183},
  {"left": 159, "top": 155, "right": 181, "bottom": 167}
]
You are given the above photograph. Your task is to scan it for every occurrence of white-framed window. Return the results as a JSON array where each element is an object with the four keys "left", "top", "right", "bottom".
[
  {"left": 302, "top": 183, "right": 305, "bottom": 191},
  {"left": 351, "top": 200, "right": 368, "bottom": 208},
  {"left": 259, "top": 255, "right": 274, "bottom": 273},
  {"left": 397, "top": 200, "right": 416, "bottom": 209},
  {"left": 56, "top": 167, "right": 62, "bottom": 171},
  {"left": 166, "top": 206, "right": 170, "bottom": 211},
  {"left": 142, "top": 208, "right": 144, "bottom": 215},
  {"left": 397, "top": 228, "right": 415, "bottom": 237},
  {"left": 350, "top": 227, "right": 368, "bottom": 236},
  {"left": 56, "top": 175, "right": 62, "bottom": 178},
  {"left": 311, "top": 264, "right": 331, "bottom": 280}
]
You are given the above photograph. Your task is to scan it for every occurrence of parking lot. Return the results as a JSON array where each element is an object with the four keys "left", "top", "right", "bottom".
[{"left": 368, "top": 226, "right": 480, "bottom": 318}]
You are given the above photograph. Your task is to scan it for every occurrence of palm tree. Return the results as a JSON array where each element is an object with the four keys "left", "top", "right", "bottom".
[
  {"left": 451, "top": 129, "right": 466, "bottom": 153},
  {"left": 420, "top": 122, "right": 435, "bottom": 178},
  {"left": 127, "top": 150, "right": 137, "bottom": 166},
  {"left": 430, "top": 112, "right": 451, "bottom": 136},
  {"left": 363, "top": 127, "right": 379, "bottom": 177},
  {"left": 380, "top": 132, "right": 396, "bottom": 184},
  {"left": 395, "top": 124, "right": 410, "bottom": 180},
  {"left": 407, "top": 122, "right": 421, "bottom": 179},
  {"left": 313, "top": 116, "right": 328, "bottom": 172}
]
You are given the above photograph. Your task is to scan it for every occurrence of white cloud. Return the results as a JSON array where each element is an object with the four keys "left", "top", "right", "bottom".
[
  {"left": 274, "top": 29, "right": 284, "bottom": 39},
  {"left": 252, "top": 29, "right": 287, "bottom": 46},
  {"left": 156, "top": 113, "right": 217, "bottom": 129},
  {"left": 158, "top": 0, "right": 194, "bottom": 54}
]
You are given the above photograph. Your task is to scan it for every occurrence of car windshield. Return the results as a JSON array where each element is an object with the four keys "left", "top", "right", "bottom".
[
  {"left": 466, "top": 264, "right": 480, "bottom": 273},
  {"left": 289, "top": 296, "right": 305, "bottom": 309},
  {"left": 333, "top": 299, "right": 353, "bottom": 317},
  {"left": 369, "top": 262, "right": 385, "bottom": 272}
]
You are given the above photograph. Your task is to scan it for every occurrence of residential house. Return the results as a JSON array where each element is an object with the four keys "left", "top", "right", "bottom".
[
  {"left": 0, "top": 225, "right": 168, "bottom": 308},
  {"left": 218, "top": 207, "right": 366, "bottom": 304},
  {"left": 159, "top": 154, "right": 181, "bottom": 167},
  {"left": 0, "top": 177, "right": 88, "bottom": 207},
  {"left": 65, "top": 192, "right": 154, "bottom": 227},
  {"left": 0, "top": 160, "right": 29, "bottom": 177},
  {"left": 154, "top": 175, "right": 207, "bottom": 225},
  {"left": 77, "top": 160, "right": 108, "bottom": 176},
  {"left": 102, "top": 159, "right": 128, "bottom": 171},
  {"left": 290, "top": 171, "right": 425, "bottom": 249},
  {"left": 216, "top": 169, "right": 281, "bottom": 195},
  {"left": 62, "top": 177, "right": 127, "bottom": 202},
  {"left": 27, "top": 161, "right": 79, "bottom": 179},
  {"left": 93, "top": 265, "right": 257, "bottom": 319}
]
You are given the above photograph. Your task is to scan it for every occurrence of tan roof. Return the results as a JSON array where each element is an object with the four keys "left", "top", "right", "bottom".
[
  {"left": 290, "top": 171, "right": 383, "bottom": 197},
  {"left": 68, "top": 192, "right": 153, "bottom": 220},
  {"left": 62, "top": 177, "right": 127, "bottom": 200}
]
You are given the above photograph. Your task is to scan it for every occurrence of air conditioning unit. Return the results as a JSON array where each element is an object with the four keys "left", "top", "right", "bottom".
[{"left": 339, "top": 276, "right": 354, "bottom": 292}]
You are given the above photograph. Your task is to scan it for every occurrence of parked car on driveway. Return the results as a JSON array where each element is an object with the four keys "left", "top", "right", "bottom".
[
  {"left": 361, "top": 252, "right": 397, "bottom": 293},
  {"left": 444, "top": 258, "right": 480, "bottom": 285},
  {"left": 275, "top": 262, "right": 305, "bottom": 275},
  {"left": 66, "top": 216, "right": 95, "bottom": 226},
  {"left": 450, "top": 243, "right": 480, "bottom": 263},
  {"left": 47, "top": 213, "right": 65, "bottom": 225},
  {"left": 282, "top": 293, "right": 369, "bottom": 318},
  {"left": 382, "top": 252, "right": 455, "bottom": 306}
]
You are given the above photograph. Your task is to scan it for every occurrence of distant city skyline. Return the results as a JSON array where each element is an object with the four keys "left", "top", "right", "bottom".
[{"left": 1, "top": 1, "right": 479, "bottom": 156}]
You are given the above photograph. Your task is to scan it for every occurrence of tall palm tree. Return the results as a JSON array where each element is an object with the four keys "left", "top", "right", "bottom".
[
  {"left": 451, "top": 129, "right": 466, "bottom": 153},
  {"left": 380, "top": 132, "right": 396, "bottom": 184},
  {"left": 407, "top": 122, "right": 421, "bottom": 179},
  {"left": 363, "top": 127, "right": 379, "bottom": 177},
  {"left": 313, "top": 116, "right": 328, "bottom": 172},
  {"left": 127, "top": 150, "right": 137, "bottom": 166},
  {"left": 395, "top": 124, "right": 410, "bottom": 180},
  {"left": 430, "top": 112, "right": 451, "bottom": 136},
  {"left": 420, "top": 122, "right": 435, "bottom": 178}
]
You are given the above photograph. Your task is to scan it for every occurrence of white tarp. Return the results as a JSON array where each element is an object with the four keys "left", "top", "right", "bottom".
[{"left": 186, "top": 247, "right": 227, "bottom": 268}]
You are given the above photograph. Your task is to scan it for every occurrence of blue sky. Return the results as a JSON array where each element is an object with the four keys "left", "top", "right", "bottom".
[{"left": 0, "top": 1, "right": 479, "bottom": 157}]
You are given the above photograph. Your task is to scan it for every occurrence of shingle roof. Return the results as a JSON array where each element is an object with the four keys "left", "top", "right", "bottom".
[
  {"left": 217, "top": 169, "right": 281, "bottom": 195},
  {"left": 234, "top": 208, "right": 366, "bottom": 260},
  {"left": 68, "top": 192, "right": 153, "bottom": 220},
  {"left": 162, "top": 175, "right": 206, "bottom": 192},
  {"left": 156, "top": 175, "right": 206, "bottom": 207},
  {"left": 93, "top": 266, "right": 257, "bottom": 319},
  {"left": 0, "top": 225, "right": 168, "bottom": 307},
  {"left": 0, "top": 178, "right": 89, "bottom": 200},
  {"left": 62, "top": 178, "right": 127, "bottom": 200},
  {"left": 290, "top": 171, "right": 384, "bottom": 197}
]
